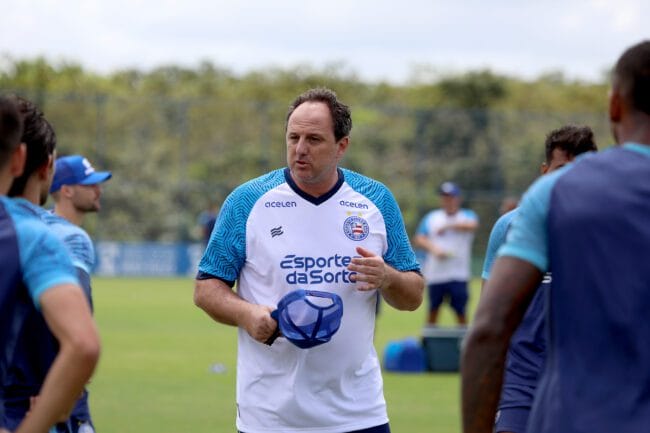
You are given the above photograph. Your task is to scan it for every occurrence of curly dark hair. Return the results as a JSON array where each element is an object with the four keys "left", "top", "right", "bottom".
[{"left": 544, "top": 125, "right": 597, "bottom": 163}]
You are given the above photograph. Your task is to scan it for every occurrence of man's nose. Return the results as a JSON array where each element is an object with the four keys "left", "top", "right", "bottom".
[{"left": 295, "top": 137, "right": 308, "bottom": 154}]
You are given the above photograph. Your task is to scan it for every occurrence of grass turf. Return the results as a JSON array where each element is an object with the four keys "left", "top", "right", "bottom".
[{"left": 89, "top": 277, "right": 480, "bottom": 432}]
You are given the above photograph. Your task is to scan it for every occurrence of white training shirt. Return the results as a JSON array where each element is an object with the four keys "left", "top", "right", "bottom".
[
  {"left": 198, "top": 167, "right": 420, "bottom": 433},
  {"left": 416, "top": 208, "right": 478, "bottom": 284}
]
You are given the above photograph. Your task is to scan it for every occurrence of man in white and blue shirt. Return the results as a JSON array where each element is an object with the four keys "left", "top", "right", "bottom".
[
  {"left": 414, "top": 182, "right": 478, "bottom": 325},
  {"left": 195, "top": 88, "right": 423, "bottom": 433}
]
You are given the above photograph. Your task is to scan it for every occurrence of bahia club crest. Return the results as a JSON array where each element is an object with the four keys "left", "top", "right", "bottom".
[{"left": 343, "top": 215, "right": 369, "bottom": 241}]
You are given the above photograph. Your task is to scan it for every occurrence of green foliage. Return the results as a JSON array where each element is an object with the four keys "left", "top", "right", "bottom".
[
  {"left": 1, "top": 57, "right": 613, "bottom": 252},
  {"left": 438, "top": 70, "right": 507, "bottom": 108}
]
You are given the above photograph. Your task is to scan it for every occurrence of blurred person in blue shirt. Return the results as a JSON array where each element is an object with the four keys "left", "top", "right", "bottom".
[
  {"left": 463, "top": 40, "right": 650, "bottom": 433},
  {"left": 481, "top": 124, "right": 597, "bottom": 433},
  {"left": 4, "top": 96, "right": 103, "bottom": 433},
  {"left": 0, "top": 95, "right": 100, "bottom": 433}
]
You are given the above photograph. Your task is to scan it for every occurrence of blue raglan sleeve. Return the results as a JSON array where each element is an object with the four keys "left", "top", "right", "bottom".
[
  {"left": 415, "top": 213, "right": 431, "bottom": 236},
  {"left": 497, "top": 170, "right": 566, "bottom": 272},
  {"left": 17, "top": 219, "right": 80, "bottom": 309},
  {"left": 462, "top": 208, "right": 479, "bottom": 223},
  {"left": 342, "top": 169, "right": 421, "bottom": 273},
  {"left": 370, "top": 184, "right": 420, "bottom": 273},
  {"left": 197, "top": 189, "right": 247, "bottom": 283},
  {"left": 482, "top": 210, "right": 516, "bottom": 279},
  {"left": 42, "top": 213, "right": 96, "bottom": 274},
  {"left": 62, "top": 229, "right": 95, "bottom": 275},
  {"left": 197, "top": 170, "right": 286, "bottom": 282}
]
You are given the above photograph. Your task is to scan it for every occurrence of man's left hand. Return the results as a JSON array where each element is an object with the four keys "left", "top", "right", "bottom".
[{"left": 348, "top": 246, "right": 389, "bottom": 291}]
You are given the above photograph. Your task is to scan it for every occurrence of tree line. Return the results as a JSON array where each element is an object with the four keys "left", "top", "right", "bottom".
[{"left": 0, "top": 56, "right": 612, "bottom": 261}]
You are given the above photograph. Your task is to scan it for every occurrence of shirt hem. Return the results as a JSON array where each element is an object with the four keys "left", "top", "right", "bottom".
[{"left": 236, "top": 415, "right": 389, "bottom": 433}]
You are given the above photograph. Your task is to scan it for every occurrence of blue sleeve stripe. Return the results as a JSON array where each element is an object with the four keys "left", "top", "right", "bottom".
[{"left": 71, "top": 259, "right": 92, "bottom": 274}]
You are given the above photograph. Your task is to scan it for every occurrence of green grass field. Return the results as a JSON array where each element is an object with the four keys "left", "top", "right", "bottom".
[{"left": 89, "top": 277, "right": 481, "bottom": 432}]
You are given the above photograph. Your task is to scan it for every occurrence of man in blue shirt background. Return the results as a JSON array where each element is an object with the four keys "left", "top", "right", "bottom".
[
  {"left": 49, "top": 153, "right": 111, "bottom": 433},
  {"left": 462, "top": 40, "right": 650, "bottom": 433}
]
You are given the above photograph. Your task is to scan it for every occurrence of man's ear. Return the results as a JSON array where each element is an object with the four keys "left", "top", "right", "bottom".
[
  {"left": 336, "top": 136, "right": 350, "bottom": 159},
  {"left": 37, "top": 155, "right": 54, "bottom": 181},
  {"left": 9, "top": 143, "right": 26, "bottom": 177},
  {"left": 60, "top": 184, "right": 74, "bottom": 198},
  {"left": 609, "top": 87, "right": 623, "bottom": 124}
]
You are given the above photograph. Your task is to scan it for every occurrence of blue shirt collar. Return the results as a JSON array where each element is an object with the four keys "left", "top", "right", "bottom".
[{"left": 622, "top": 142, "right": 650, "bottom": 158}]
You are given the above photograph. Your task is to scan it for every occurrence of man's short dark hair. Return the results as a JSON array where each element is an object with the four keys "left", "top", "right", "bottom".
[
  {"left": 545, "top": 125, "right": 597, "bottom": 163},
  {"left": 286, "top": 88, "right": 352, "bottom": 141},
  {"left": 0, "top": 96, "right": 23, "bottom": 169},
  {"left": 8, "top": 96, "right": 57, "bottom": 197},
  {"left": 614, "top": 40, "right": 650, "bottom": 115}
]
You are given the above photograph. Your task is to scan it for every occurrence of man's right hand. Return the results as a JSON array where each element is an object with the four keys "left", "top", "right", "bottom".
[
  {"left": 194, "top": 279, "right": 280, "bottom": 344},
  {"left": 242, "top": 304, "right": 278, "bottom": 343}
]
